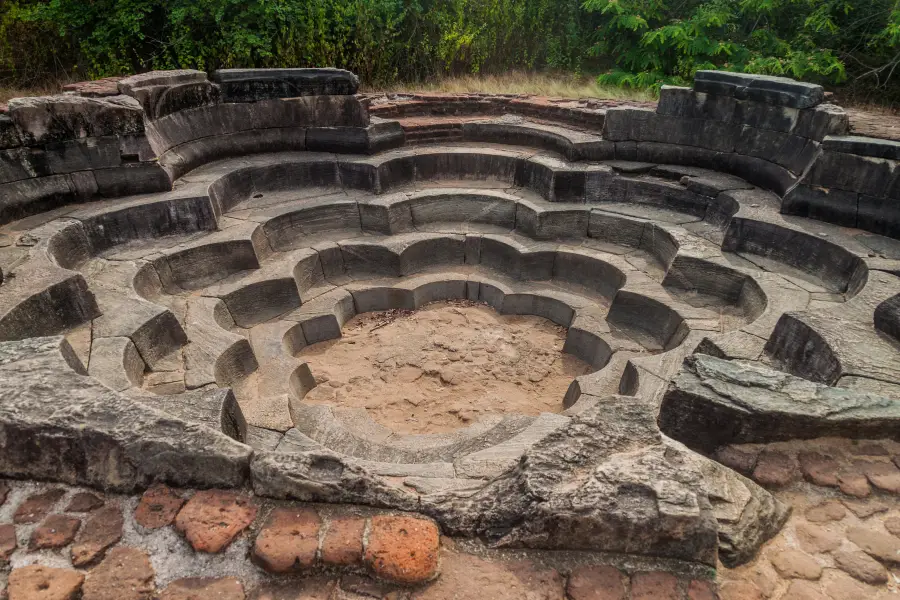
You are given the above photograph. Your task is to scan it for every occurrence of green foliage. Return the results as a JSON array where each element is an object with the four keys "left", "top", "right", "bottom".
[
  {"left": 2, "top": 0, "right": 900, "bottom": 100},
  {"left": 0, "top": 0, "right": 594, "bottom": 86},
  {"left": 584, "top": 0, "right": 898, "bottom": 93}
]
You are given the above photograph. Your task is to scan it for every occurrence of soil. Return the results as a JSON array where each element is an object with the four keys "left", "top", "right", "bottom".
[{"left": 298, "top": 300, "right": 591, "bottom": 435}]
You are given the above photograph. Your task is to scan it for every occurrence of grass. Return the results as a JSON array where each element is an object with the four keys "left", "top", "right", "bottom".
[
  {"left": 0, "top": 83, "right": 62, "bottom": 104},
  {"left": 0, "top": 72, "right": 654, "bottom": 107},
  {"left": 362, "top": 71, "right": 655, "bottom": 101}
]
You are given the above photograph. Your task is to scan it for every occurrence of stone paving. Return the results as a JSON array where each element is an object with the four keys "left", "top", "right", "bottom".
[
  {"left": 715, "top": 438, "right": 900, "bottom": 599},
  {"left": 1, "top": 68, "right": 900, "bottom": 599}
]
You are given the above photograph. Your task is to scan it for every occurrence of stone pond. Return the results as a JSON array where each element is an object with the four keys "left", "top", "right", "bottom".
[{"left": 0, "top": 68, "right": 899, "bottom": 599}]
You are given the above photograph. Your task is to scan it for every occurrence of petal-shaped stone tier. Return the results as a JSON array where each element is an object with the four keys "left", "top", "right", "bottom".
[{"left": 2, "top": 68, "right": 900, "bottom": 572}]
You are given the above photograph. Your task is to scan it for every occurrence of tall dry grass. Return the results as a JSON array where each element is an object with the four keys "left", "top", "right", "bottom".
[
  {"left": 364, "top": 72, "right": 655, "bottom": 101},
  {"left": 0, "top": 83, "right": 62, "bottom": 105},
  {"left": 2, "top": 72, "right": 650, "bottom": 106}
]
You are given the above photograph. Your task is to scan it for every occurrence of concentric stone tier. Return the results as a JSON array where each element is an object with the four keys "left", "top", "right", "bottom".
[{"left": 1, "top": 68, "right": 900, "bottom": 580}]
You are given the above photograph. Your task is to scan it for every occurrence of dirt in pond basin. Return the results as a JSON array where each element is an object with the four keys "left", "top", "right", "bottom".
[{"left": 298, "top": 300, "right": 591, "bottom": 434}]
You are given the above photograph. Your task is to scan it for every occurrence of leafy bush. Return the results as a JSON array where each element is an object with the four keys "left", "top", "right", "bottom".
[
  {"left": 2, "top": 0, "right": 900, "bottom": 101},
  {"left": 583, "top": 0, "right": 900, "bottom": 94},
  {"left": 0, "top": 0, "right": 594, "bottom": 86}
]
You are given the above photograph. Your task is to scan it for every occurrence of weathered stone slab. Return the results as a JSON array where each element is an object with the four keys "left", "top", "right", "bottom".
[
  {"left": 0, "top": 336, "right": 252, "bottom": 491},
  {"left": 211, "top": 68, "right": 360, "bottom": 101},
  {"left": 805, "top": 150, "right": 895, "bottom": 197},
  {"left": 117, "top": 69, "right": 209, "bottom": 96},
  {"left": 781, "top": 184, "right": 859, "bottom": 227},
  {"left": 823, "top": 134, "right": 900, "bottom": 160},
  {"left": 0, "top": 223, "right": 99, "bottom": 340},
  {"left": 87, "top": 336, "right": 144, "bottom": 391},
  {"left": 0, "top": 114, "right": 21, "bottom": 149},
  {"left": 693, "top": 70, "right": 825, "bottom": 109},
  {"left": 875, "top": 293, "right": 900, "bottom": 341},
  {"left": 794, "top": 105, "right": 849, "bottom": 140},
  {"left": 7, "top": 95, "right": 145, "bottom": 145},
  {"left": 142, "top": 388, "right": 248, "bottom": 442},
  {"left": 422, "top": 395, "right": 782, "bottom": 566},
  {"left": 660, "top": 354, "right": 900, "bottom": 453},
  {"left": 119, "top": 69, "right": 219, "bottom": 119}
]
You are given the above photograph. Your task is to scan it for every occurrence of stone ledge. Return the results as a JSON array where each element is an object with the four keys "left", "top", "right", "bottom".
[{"left": 660, "top": 354, "right": 900, "bottom": 453}]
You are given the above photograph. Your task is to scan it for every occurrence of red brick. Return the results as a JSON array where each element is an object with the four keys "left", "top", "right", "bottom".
[
  {"left": 174, "top": 490, "right": 257, "bottom": 554},
  {"left": 769, "top": 550, "right": 823, "bottom": 580},
  {"left": 252, "top": 507, "right": 321, "bottom": 573},
  {"left": 134, "top": 485, "right": 185, "bottom": 529},
  {"left": 0, "top": 523, "right": 16, "bottom": 563},
  {"left": 836, "top": 469, "right": 871, "bottom": 497},
  {"left": 66, "top": 493, "right": 104, "bottom": 513},
  {"left": 751, "top": 450, "right": 798, "bottom": 488},
  {"left": 797, "top": 451, "right": 840, "bottom": 487},
  {"left": 8, "top": 565, "right": 84, "bottom": 600},
  {"left": 71, "top": 505, "right": 123, "bottom": 567},
  {"left": 408, "top": 550, "right": 562, "bottom": 600},
  {"left": 805, "top": 500, "right": 846, "bottom": 523},
  {"left": 82, "top": 547, "right": 155, "bottom": 600},
  {"left": 688, "top": 580, "right": 719, "bottom": 600},
  {"left": 14, "top": 489, "right": 65, "bottom": 524},
  {"left": 566, "top": 565, "right": 627, "bottom": 600},
  {"left": 630, "top": 572, "right": 681, "bottom": 600},
  {"left": 717, "top": 580, "right": 763, "bottom": 600},
  {"left": 158, "top": 577, "right": 245, "bottom": 600},
  {"left": 783, "top": 580, "right": 827, "bottom": 600},
  {"left": 364, "top": 515, "right": 440, "bottom": 584},
  {"left": 858, "top": 459, "right": 900, "bottom": 493},
  {"left": 321, "top": 516, "right": 365, "bottom": 566},
  {"left": 29, "top": 515, "right": 81, "bottom": 550}
]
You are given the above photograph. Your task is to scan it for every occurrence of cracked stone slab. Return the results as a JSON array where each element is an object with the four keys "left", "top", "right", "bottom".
[
  {"left": 660, "top": 354, "right": 900, "bottom": 453},
  {"left": 0, "top": 336, "right": 252, "bottom": 491}
]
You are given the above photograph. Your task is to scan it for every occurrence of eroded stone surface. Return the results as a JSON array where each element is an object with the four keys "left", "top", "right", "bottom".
[
  {"left": 320, "top": 515, "right": 365, "bottom": 566},
  {"left": 1, "top": 67, "right": 900, "bottom": 600}
]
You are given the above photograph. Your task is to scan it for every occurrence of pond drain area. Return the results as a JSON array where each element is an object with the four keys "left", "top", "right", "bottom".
[{"left": 299, "top": 300, "right": 591, "bottom": 434}]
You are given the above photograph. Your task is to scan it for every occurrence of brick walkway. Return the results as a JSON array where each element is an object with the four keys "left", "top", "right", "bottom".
[
  {"left": 0, "top": 479, "right": 716, "bottom": 600},
  {"left": 845, "top": 108, "right": 900, "bottom": 141}
]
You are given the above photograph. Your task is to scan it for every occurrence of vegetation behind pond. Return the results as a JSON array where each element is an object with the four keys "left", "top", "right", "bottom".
[{"left": 3, "top": 0, "right": 900, "bottom": 104}]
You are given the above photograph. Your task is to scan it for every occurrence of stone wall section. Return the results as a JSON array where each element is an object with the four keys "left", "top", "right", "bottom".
[
  {"left": 0, "top": 94, "right": 168, "bottom": 225},
  {"left": 599, "top": 70, "right": 900, "bottom": 239},
  {"left": 601, "top": 72, "right": 849, "bottom": 196},
  {"left": 784, "top": 135, "right": 900, "bottom": 238},
  {"left": 4, "top": 68, "right": 900, "bottom": 239},
  {"left": 0, "top": 68, "right": 406, "bottom": 227}
]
